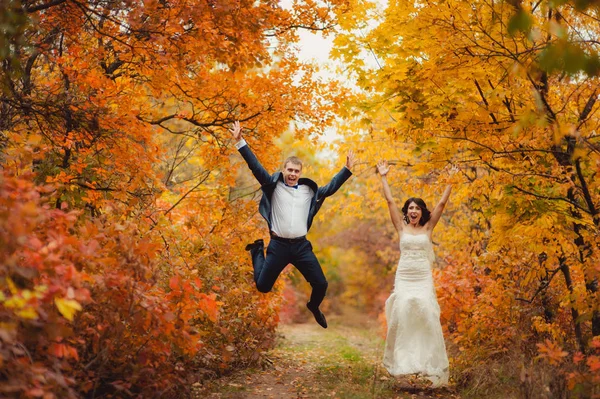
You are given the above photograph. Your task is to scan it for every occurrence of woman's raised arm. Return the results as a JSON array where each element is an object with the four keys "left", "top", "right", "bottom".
[
  {"left": 428, "top": 184, "right": 452, "bottom": 230},
  {"left": 377, "top": 160, "right": 403, "bottom": 232}
]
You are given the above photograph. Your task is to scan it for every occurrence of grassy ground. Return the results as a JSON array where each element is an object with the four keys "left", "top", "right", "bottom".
[{"left": 198, "top": 309, "right": 460, "bottom": 399}]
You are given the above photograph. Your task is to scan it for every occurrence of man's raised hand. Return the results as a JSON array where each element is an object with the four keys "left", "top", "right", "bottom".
[
  {"left": 346, "top": 150, "right": 357, "bottom": 170},
  {"left": 229, "top": 120, "right": 242, "bottom": 141}
]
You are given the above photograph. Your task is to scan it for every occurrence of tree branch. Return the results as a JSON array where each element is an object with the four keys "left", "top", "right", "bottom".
[
  {"left": 579, "top": 89, "right": 598, "bottom": 123},
  {"left": 516, "top": 266, "right": 561, "bottom": 303},
  {"left": 574, "top": 159, "right": 599, "bottom": 228},
  {"left": 510, "top": 184, "right": 591, "bottom": 214},
  {"left": 25, "top": 0, "right": 68, "bottom": 13},
  {"left": 474, "top": 79, "right": 498, "bottom": 124},
  {"left": 163, "top": 171, "right": 211, "bottom": 216}
]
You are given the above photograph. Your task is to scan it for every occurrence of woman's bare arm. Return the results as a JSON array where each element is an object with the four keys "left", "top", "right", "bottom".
[{"left": 377, "top": 161, "right": 403, "bottom": 232}]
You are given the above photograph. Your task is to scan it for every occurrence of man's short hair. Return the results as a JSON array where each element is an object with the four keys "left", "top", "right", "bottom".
[{"left": 283, "top": 156, "right": 303, "bottom": 170}]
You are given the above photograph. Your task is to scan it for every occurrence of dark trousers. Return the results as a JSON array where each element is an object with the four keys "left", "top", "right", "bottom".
[{"left": 248, "top": 237, "right": 328, "bottom": 308}]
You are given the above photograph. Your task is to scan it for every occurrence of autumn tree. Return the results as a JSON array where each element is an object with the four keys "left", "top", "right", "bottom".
[
  {"left": 1, "top": 0, "right": 348, "bottom": 396},
  {"left": 330, "top": 0, "right": 600, "bottom": 395}
]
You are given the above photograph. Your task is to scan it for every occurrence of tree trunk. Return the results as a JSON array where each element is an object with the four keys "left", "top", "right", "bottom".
[{"left": 559, "top": 256, "right": 586, "bottom": 353}]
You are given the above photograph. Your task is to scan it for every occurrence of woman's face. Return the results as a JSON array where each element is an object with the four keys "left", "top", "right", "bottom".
[{"left": 406, "top": 201, "right": 422, "bottom": 225}]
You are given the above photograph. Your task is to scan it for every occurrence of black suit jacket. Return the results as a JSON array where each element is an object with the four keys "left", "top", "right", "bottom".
[{"left": 238, "top": 144, "right": 353, "bottom": 232}]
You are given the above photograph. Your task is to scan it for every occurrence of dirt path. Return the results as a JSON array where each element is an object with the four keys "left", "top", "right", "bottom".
[{"left": 198, "top": 310, "right": 460, "bottom": 399}]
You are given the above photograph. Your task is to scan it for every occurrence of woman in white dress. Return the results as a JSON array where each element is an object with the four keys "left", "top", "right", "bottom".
[{"left": 376, "top": 160, "right": 451, "bottom": 387}]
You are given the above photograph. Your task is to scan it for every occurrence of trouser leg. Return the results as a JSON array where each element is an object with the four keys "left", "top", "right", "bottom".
[
  {"left": 292, "top": 240, "right": 328, "bottom": 308},
  {"left": 254, "top": 239, "right": 290, "bottom": 293},
  {"left": 248, "top": 244, "right": 266, "bottom": 284}
]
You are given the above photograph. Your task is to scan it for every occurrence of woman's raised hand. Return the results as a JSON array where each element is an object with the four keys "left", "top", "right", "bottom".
[
  {"left": 376, "top": 160, "right": 390, "bottom": 176},
  {"left": 437, "top": 162, "right": 460, "bottom": 184}
]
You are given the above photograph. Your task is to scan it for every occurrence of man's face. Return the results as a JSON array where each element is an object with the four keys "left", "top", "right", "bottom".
[{"left": 282, "top": 161, "right": 302, "bottom": 186}]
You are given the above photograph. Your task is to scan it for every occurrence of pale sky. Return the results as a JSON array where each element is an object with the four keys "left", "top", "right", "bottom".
[
  {"left": 283, "top": 0, "right": 385, "bottom": 75},
  {"left": 278, "top": 0, "right": 333, "bottom": 60},
  {"left": 296, "top": 30, "right": 335, "bottom": 65},
  {"left": 279, "top": 0, "right": 385, "bottom": 147}
]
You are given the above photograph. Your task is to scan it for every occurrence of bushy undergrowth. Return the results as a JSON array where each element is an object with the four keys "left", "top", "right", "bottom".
[{"left": 0, "top": 170, "right": 280, "bottom": 397}]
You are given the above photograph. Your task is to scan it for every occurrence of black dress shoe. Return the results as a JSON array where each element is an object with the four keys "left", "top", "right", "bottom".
[
  {"left": 307, "top": 302, "right": 328, "bottom": 329},
  {"left": 244, "top": 239, "right": 264, "bottom": 251}
]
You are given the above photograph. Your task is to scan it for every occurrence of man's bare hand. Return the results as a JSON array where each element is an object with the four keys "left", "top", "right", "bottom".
[
  {"left": 229, "top": 120, "right": 242, "bottom": 141},
  {"left": 346, "top": 150, "right": 357, "bottom": 170}
]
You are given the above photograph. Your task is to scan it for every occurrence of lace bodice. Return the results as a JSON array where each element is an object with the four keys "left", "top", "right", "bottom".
[{"left": 399, "top": 233, "right": 435, "bottom": 263}]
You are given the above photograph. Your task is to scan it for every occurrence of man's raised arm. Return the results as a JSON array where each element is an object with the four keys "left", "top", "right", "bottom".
[
  {"left": 317, "top": 150, "right": 356, "bottom": 199},
  {"left": 229, "top": 121, "right": 271, "bottom": 186}
]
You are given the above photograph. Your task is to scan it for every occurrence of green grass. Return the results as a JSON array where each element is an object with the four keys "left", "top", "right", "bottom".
[{"left": 340, "top": 345, "right": 363, "bottom": 362}]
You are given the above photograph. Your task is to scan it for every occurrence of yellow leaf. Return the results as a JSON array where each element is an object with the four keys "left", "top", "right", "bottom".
[
  {"left": 6, "top": 278, "right": 17, "bottom": 295},
  {"left": 55, "top": 298, "right": 82, "bottom": 321},
  {"left": 16, "top": 307, "right": 38, "bottom": 320}
]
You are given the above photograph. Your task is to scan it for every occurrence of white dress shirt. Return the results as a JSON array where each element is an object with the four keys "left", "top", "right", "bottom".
[
  {"left": 271, "top": 182, "right": 313, "bottom": 238},
  {"left": 235, "top": 139, "right": 248, "bottom": 150}
]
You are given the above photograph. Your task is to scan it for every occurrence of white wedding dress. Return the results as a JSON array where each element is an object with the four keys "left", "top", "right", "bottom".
[{"left": 383, "top": 232, "right": 449, "bottom": 387}]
